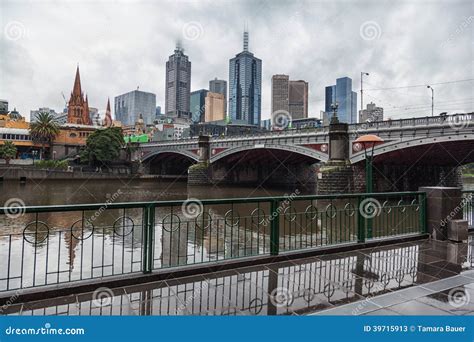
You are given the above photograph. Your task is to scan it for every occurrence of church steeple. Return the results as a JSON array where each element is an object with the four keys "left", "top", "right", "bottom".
[
  {"left": 67, "top": 66, "right": 91, "bottom": 125},
  {"left": 104, "top": 98, "right": 112, "bottom": 127}
]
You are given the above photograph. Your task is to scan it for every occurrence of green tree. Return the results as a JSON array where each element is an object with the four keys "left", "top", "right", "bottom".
[
  {"left": 29, "top": 112, "right": 60, "bottom": 159},
  {"left": 80, "top": 127, "right": 124, "bottom": 166},
  {"left": 0, "top": 141, "right": 17, "bottom": 165}
]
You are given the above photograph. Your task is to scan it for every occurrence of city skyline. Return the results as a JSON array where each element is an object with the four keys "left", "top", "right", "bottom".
[{"left": 1, "top": 0, "right": 472, "bottom": 121}]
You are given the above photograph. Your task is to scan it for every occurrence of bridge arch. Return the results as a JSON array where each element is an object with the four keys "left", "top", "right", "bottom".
[{"left": 141, "top": 150, "right": 198, "bottom": 176}]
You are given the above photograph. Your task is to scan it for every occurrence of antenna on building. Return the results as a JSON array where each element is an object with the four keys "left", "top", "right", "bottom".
[
  {"left": 243, "top": 24, "right": 249, "bottom": 52},
  {"left": 137, "top": 86, "right": 140, "bottom": 91}
]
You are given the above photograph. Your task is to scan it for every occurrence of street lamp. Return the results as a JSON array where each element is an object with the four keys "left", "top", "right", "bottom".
[
  {"left": 427, "top": 85, "right": 434, "bottom": 116},
  {"left": 361, "top": 72, "right": 369, "bottom": 112},
  {"left": 355, "top": 134, "right": 384, "bottom": 194}
]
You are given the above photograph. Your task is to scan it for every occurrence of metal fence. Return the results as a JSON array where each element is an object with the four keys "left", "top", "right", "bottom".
[
  {"left": 0, "top": 192, "right": 426, "bottom": 293},
  {"left": 464, "top": 191, "right": 474, "bottom": 229}
]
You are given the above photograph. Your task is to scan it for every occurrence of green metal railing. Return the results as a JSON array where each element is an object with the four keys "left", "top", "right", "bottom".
[
  {"left": 0, "top": 191, "right": 426, "bottom": 293},
  {"left": 463, "top": 191, "right": 474, "bottom": 229}
]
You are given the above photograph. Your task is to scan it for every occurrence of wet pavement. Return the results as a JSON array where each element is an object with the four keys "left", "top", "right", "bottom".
[{"left": 2, "top": 234, "right": 473, "bottom": 316}]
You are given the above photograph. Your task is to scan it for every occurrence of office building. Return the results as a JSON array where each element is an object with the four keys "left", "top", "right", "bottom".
[
  {"left": 209, "top": 78, "right": 227, "bottom": 115},
  {"left": 0, "top": 100, "right": 8, "bottom": 115},
  {"left": 229, "top": 31, "right": 262, "bottom": 126},
  {"left": 30, "top": 107, "right": 67, "bottom": 125},
  {"left": 114, "top": 90, "right": 156, "bottom": 126},
  {"left": 359, "top": 102, "right": 384, "bottom": 123},
  {"left": 205, "top": 92, "right": 225, "bottom": 122},
  {"left": 165, "top": 44, "right": 192, "bottom": 120},
  {"left": 271, "top": 75, "right": 308, "bottom": 120},
  {"left": 288, "top": 80, "right": 308, "bottom": 119},
  {"left": 190, "top": 89, "right": 208, "bottom": 123},
  {"left": 324, "top": 77, "right": 357, "bottom": 124}
]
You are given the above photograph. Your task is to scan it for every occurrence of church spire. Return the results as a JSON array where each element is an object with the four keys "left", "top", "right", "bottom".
[
  {"left": 104, "top": 98, "right": 112, "bottom": 127},
  {"left": 72, "top": 65, "right": 82, "bottom": 96}
]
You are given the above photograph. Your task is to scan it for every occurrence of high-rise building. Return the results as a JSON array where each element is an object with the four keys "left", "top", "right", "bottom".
[
  {"left": 114, "top": 90, "right": 156, "bottom": 126},
  {"left": 209, "top": 78, "right": 227, "bottom": 115},
  {"left": 190, "top": 89, "right": 208, "bottom": 123},
  {"left": 324, "top": 77, "right": 357, "bottom": 124},
  {"left": 271, "top": 75, "right": 308, "bottom": 120},
  {"left": 165, "top": 44, "right": 192, "bottom": 120},
  {"left": 271, "top": 75, "right": 289, "bottom": 114},
  {"left": 30, "top": 107, "right": 68, "bottom": 124},
  {"left": 67, "top": 66, "right": 91, "bottom": 125},
  {"left": 359, "top": 102, "right": 384, "bottom": 123},
  {"left": 229, "top": 31, "right": 262, "bottom": 126},
  {"left": 205, "top": 92, "right": 225, "bottom": 122},
  {"left": 288, "top": 80, "right": 308, "bottom": 119}
]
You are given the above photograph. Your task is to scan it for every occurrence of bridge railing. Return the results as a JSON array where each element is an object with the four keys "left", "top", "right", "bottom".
[{"left": 0, "top": 192, "right": 426, "bottom": 293}]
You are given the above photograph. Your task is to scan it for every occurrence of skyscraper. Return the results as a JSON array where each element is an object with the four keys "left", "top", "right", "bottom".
[
  {"left": 272, "top": 75, "right": 308, "bottom": 120},
  {"left": 271, "top": 74, "right": 289, "bottom": 114},
  {"left": 209, "top": 78, "right": 227, "bottom": 115},
  {"left": 288, "top": 80, "right": 308, "bottom": 119},
  {"left": 190, "top": 89, "right": 208, "bottom": 123},
  {"left": 114, "top": 90, "right": 156, "bottom": 126},
  {"left": 359, "top": 102, "right": 384, "bottom": 123},
  {"left": 324, "top": 77, "right": 357, "bottom": 124},
  {"left": 165, "top": 44, "right": 192, "bottom": 120},
  {"left": 205, "top": 92, "right": 225, "bottom": 122},
  {"left": 229, "top": 31, "right": 262, "bottom": 125}
]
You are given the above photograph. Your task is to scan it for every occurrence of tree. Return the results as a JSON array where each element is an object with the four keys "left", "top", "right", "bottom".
[
  {"left": 0, "top": 141, "right": 17, "bottom": 165},
  {"left": 80, "top": 127, "right": 124, "bottom": 166},
  {"left": 29, "top": 112, "right": 60, "bottom": 159}
]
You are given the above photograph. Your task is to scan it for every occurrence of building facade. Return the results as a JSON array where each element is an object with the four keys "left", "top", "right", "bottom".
[
  {"left": 190, "top": 89, "right": 208, "bottom": 123},
  {"left": 67, "top": 67, "right": 91, "bottom": 125},
  {"left": 324, "top": 77, "right": 357, "bottom": 124},
  {"left": 271, "top": 75, "right": 308, "bottom": 120},
  {"left": 359, "top": 102, "right": 384, "bottom": 123},
  {"left": 271, "top": 75, "right": 289, "bottom": 114},
  {"left": 0, "top": 100, "right": 8, "bottom": 115},
  {"left": 229, "top": 31, "right": 262, "bottom": 126},
  {"left": 30, "top": 107, "right": 67, "bottom": 125},
  {"left": 289, "top": 80, "right": 308, "bottom": 119},
  {"left": 209, "top": 78, "right": 227, "bottom": 115},
  {"left": 205, "top": 92, "right": 225, "bottom": 122},
  {"left": 114, "top": 90, "right": 156, "bottom": 126},
  {"left": 165, "top": 45, "right": 192, "bottom": 120}
]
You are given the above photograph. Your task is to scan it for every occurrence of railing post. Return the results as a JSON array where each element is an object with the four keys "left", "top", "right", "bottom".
[
  {"left": 142, "top": 205, "right": 155, "bottom": 273},
  {"left": 270, "top": 200, "right": 280, "bottom": 255},
  {"left": 419, "top": 192, "right": 427, "bottom": 234},
  {"left": 357, "top": 196, "right": 366, "bottom": 243}
]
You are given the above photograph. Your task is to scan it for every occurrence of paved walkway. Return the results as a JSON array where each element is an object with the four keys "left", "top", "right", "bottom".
[{"left": 2, "top": 235, "right": 473, "bottom": 316}]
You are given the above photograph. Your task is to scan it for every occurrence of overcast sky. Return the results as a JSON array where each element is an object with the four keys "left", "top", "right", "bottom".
[{"left": 1, "top": 0, "right": 472, "bottom": 121}]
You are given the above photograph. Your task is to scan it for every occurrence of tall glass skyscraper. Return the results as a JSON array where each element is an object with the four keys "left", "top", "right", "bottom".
[
  {"left": 324, "top": 77, "right": 357, "bottom": 124},
  {"left": 190, "top": 89, "right": 208, "bottom": 123},
  {"left": 229, "top": 31, "right": 262, "bottom": 125},
  {"left": 165, "top": 44, "right": 191, "bottom": 120},
  {"left": 114, "top": 90, "right": 156, "bottom": 125}
]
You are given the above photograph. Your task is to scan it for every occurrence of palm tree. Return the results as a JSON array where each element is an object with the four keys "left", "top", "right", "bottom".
[
  {"left": 30, "top": 112, "right": 60, "bottom": 159},
  {"left": 0, "top": 141, "right": 17, "bottom": 165}
]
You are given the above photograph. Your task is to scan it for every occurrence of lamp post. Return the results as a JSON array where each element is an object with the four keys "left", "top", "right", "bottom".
[
  {"left": 355, "top": 134, "right": 384, "bottom": 193},
  {"left": 427, "top": 85, "right": 434, "bottom": 116},
  {"left": 355, "top": 134, "right": 384, "bottom": 238},
  {"left": 361, "top": 72, "right": 369, "bottom": 112}
]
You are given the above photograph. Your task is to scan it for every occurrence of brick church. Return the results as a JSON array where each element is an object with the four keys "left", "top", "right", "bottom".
[{"left": 67, "top": 66, "right": 92, "bottom": 125}]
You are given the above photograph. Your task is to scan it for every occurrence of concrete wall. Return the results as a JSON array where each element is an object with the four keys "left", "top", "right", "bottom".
[{"left": 0, "top": 166, "right": 131, "bottom": 180}]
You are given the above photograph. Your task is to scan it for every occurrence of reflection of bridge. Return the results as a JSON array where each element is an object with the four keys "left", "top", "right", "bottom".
[{"left": 136, "top": 114, "right": 474, "bottom": 190}]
